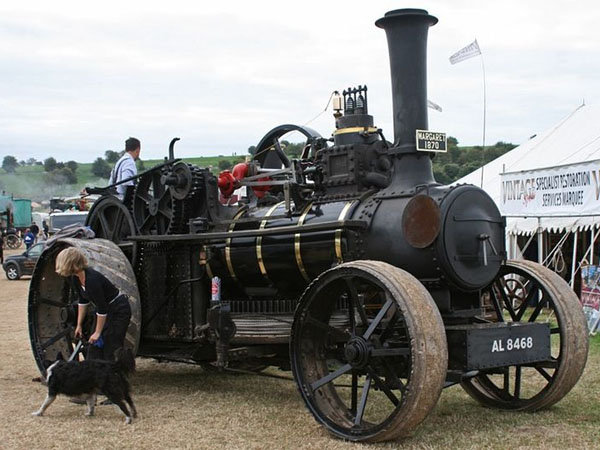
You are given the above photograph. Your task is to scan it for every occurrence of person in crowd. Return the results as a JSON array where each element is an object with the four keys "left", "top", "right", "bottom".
[
  {"left": 109, "top": 137, "right": 141, "bottom": 199},
  {"left": 30, "top": 222, "right": 40, "bottom": 242},
  {"left": 41, "top": 220, "right": 49, "bottom": 240},
  {"left": 0, "top": 232, "right": 4, "bottom": 264},
  {"left": 24, "top": 228, "right": 35, "bottom": 250},
  {"left": 55, "top": 247, "right": 132, "bottom": 361}
]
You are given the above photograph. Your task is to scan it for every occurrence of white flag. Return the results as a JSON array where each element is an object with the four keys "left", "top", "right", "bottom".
[
  {"left": 449, "top": 40, "right": 481, "bottom": 64},
  {"left": 427, "top": 99, "right": 442, "bottom": 112}
]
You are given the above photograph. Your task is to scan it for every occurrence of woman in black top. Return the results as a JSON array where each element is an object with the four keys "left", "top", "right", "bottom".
[{"left": 55, "top": 247, "right": 131, "bottom": 361}]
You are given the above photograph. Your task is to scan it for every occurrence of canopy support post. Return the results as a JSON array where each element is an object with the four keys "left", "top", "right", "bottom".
[
  {"left": 537, "top": 218, "right": 543, "bottom": 265},
  {"left": 591, "top": 229, "right": 595, "bottom": 265},
  {"left": 570, "top": 230, "right": 578, "bottom": 289}
]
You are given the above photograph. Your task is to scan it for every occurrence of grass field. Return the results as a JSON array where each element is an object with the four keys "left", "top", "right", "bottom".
[{"left": 0, "top": 259, "right": 599, "bottom": 449}]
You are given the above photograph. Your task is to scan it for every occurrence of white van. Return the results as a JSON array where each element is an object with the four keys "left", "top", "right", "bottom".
[
  {"left": 48, "top": 211, "right": 88, "bottom": 234},
  {"left": 32, "top": 212, "right": 49, "bottom": 230}
]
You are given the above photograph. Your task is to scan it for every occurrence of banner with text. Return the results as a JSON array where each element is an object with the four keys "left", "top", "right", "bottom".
[{"left": 500, "top": 160, "right": 600, "bottom": 216}]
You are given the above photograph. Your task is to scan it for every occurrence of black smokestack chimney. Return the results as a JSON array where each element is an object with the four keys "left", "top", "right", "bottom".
[{"left": 376, "top": 9, "right": 438, "bottom": 187}]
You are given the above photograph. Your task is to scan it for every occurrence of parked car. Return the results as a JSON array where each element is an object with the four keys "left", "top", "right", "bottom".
[{"left": 3, "top": 242, "right": 45, "bottom": 280}]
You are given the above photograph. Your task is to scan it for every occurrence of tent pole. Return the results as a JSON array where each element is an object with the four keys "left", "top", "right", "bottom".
[
  {"left": 537, "top": 218, "right": 543, "bottom": 265},
  {"left": 570, "top": 230, "right": 578, "bottom": 289},
  {"left": 591, "top": 229, "right": 595, "bottom": 265},
  {"left": 511, "top": 233, "right": 517, "bottom": 259}
]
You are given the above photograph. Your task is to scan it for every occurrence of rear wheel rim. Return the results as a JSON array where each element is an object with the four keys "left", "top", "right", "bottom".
[{"left": 462, "top": 260, "right": 588, "bottom": 410}]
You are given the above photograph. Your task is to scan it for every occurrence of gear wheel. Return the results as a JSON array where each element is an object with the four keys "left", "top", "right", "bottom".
[
  {"left": 132, "top": 164, "right": 205, "bottom": 235},
  {"left": 164, "top": 164, "right": 205, "bottom": 234}
]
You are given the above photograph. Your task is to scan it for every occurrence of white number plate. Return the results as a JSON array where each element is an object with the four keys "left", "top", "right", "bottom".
[{"left": 491, "top": 336, "right": 534, "bottom": 353}]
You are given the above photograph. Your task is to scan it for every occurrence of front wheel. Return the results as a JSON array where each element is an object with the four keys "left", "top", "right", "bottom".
[
  {"left": 291, "top": 260, "right": 448, "bottom": 442},
  {"left": 461, "top": 260, "right": 588, "bottom": 410}
]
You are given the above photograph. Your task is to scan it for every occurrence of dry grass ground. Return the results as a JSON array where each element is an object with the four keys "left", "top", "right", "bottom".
[{"left": 1, "top": 249, "right": 599, "bottom": 449}]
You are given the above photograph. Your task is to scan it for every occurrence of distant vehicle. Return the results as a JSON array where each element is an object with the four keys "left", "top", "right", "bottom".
[
  {"left": 12, "top": 198, "right": 32, "bottom": 230},
  {"left": 32, "top": 212, "right": 49, "bottom": 231},
  {"left": 48, "top": 211, "right": 88, "bottom": 234},
  {"left": 3, "top": 228, "right": 22, "bottom": 249},
  {"left": 3, "top": 242, "right": 45, "bottom": 280}
]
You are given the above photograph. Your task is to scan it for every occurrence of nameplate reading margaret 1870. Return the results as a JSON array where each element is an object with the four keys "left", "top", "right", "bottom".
[{"left": 416, "top": 130, "right": 447, "bottom": 152}]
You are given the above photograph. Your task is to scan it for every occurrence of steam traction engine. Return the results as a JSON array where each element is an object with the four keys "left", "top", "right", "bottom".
[{"left": 28, "top": 9, "right": 588, "bottom": 442}]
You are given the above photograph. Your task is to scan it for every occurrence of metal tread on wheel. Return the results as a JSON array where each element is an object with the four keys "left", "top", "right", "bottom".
[
  {"left": 291, "top": 260, "right": 448, "bottom": 442},
  {"left": 461, "top": 260, "right": 588, "bottom": 411},
  {"left": 28, "top": 238, "right": 141, "bottom": 376}
]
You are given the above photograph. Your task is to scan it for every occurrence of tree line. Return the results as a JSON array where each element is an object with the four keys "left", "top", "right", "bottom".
[{"left": 1, "top": 137, "right": 516, "bottom": 187}]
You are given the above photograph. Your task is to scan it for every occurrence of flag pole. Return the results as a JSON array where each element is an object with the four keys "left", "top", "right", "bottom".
[
  {"left": 479, "top": 44, "right": 487, "bottom": 188},
  {"left": 449, "top": 39, "right": 486, "bottom": 187}
]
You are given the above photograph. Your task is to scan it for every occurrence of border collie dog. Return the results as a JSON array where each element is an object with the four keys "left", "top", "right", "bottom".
[{"left": 32, "top": 348, "right": 137, "bottom": 424}]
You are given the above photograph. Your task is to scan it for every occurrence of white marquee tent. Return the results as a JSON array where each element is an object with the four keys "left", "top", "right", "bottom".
[
  {"left": 456, "top": 103, "right": 600, "bottom": 289},
  {"left": 457, "top": 103, "right": 600, "bottom": 236}
]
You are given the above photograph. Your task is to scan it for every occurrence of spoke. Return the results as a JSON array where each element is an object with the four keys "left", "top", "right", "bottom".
[
  {"left": 38, "top": 298, "right": 65, "bottom": 308},
  {"left": 368, "top": 367, "right": 400, "bottom": 407},
  {"left": 488, "top": 287, "right": 505, "bottom": 322},
  {"left": 550, "top": 327, "right": 560, "bottom": 334},
  {"left": 528, "top": 299, "right": 546, "bottom": 322},
  {"left": 380, "top": 359, "right": 407, "bottom": 393},
  {"left": 136, "top": 189, "right": 152, "bottom": 203},
  {"left": 343, "top": 277, "right": 368, "bottom": 328},
  {"left": 515, "top": 285, "right": 539, "bottom": 321},
  {"left": 514, "top": 366, "right": 522, "bottom": 399},
  {"left": 495, "top": 281, "right": 518, "bottom": 321},
  {"left": 141, "top": 214, "right": 155, "bottom": 233},
  {"left": 40, "top": 327, "right": 72, "bottom": 350},
  {"left": 310, "top": 363, "right": 352, "bottom": 392},
  {"left": 378, "top": 308, "right": 400, "bottom": 343},
  {"left": 351, "top": 372, "right": 358, "bottom": 415},
  {"left": 536, "top": 367, "right": 553, "bottom": 382},
  {"left": 503, "top": 368, "right": 510, "bottom": 397},
  {"left": 152, "top": 172, "right": 163, "bottom": 196},
  {"left": 111, "top": 210, "right": 125, "bottom": 242},
  {"left": 479, "top": 374, "right": 513, "bottom": 402},
  {"left": 363, "top": 297, "right": 394, "bottom": 340},
  {"left": 158, "top": 204, "right": 173, "bottom": 220},
  {"left": 521, "top": 358, "right": 559, "bottom": 369},
  {"left": 98, "top": 211, "right": 110, "bottom": 238},
  {"left": 305, "top": 314, "right": 350, "bottom": 342},
  {"left": 354, "top": 374, "right": 372, "bottom": 426},
  {"left": 348, "top": 297, "right": 356, "bottom": 336}
]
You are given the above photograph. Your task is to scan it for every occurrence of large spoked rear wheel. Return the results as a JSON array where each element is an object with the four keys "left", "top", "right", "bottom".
[
  {"left": 461, "top": 260, "right": 588, "bottom": 410},
  {"left": 291, "top": 260, "right": 447, "bottom": 442}
]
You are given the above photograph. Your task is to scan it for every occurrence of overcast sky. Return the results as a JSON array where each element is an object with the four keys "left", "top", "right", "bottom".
[{"left": 1, "top": 0, "right": 599, "bottom": 163}]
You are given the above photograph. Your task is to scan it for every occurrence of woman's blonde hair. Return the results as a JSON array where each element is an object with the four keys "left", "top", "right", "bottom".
[{"left": 55, "top": 247, "right": 88, "bottom": 277}]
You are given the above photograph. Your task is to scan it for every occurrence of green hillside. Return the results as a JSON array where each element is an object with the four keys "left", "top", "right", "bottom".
[
  {"left": 0, "top": 139, "right": 515, "bottom": 203},
  {"left": 0, "top": 155, "right": 242, "bottom": 202}
]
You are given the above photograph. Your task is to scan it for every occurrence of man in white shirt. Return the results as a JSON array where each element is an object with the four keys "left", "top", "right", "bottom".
[{"left": 110, "top": 137, "right": 141, "bottom": 198}]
